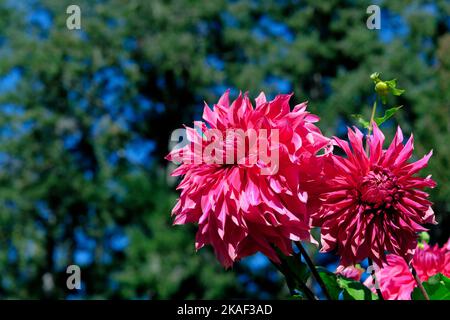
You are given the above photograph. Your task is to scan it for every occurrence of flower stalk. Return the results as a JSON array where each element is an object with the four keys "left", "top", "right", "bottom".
[
  {"left": 367, "top": 100, "right": 377, "bottom": 136},
  {"left": 271, "top": 250, "right": 317, "bottom": 300},
  {"left": 410, "top": 264, "right": 430, "bottom": 300},
  {"left": 295, "top": 241, "right": 332, "bottom": 300}
]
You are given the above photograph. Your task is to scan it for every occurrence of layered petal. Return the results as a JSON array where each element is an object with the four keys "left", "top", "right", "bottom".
[
  {"left": 313, "top": 123, "right": 436, "bottom": 267},
  {"left": 167, "top": 91, "right": 329, "bottom": 267}
]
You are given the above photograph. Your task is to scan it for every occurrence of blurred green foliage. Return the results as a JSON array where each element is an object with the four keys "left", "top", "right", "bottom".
[{"left": 0, "top": 0, "right": 448, "bottom": 298}]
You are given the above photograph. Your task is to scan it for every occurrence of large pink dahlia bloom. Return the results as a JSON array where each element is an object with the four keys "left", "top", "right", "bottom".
[
  {"left": 313, "top": 123, "right": 436, "bottom": 267},
  {"left": 166, "top": 90, "right": 329, "bottom": 267},
  {"left": 364, "top": 240, "right": 450, "bottom": 300}
]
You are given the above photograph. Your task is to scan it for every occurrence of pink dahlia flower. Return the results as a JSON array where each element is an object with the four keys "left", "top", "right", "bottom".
[
  {"left": 413, "top": 243, "right": 447, "bottom": 281},
  {"left": 444, "top": 239, "right": 450, "bottom": 278},
  {"left": 364, "top": 240, "right": 450, "bottom": 300},
  {"left": 364, "top": 254, "right": 416, "bottom": 300},
  {"left": 336, "top": 265, "right": 364, "bottom": 281},
  {"left": 313, "top": 123, "right": 436, "bottom": 267},
  {"left": 166, "top": 90, "right": 329, "bottom": 267},
  {"left": 445, "top": 253, "right": 450, "bottom": 278}
]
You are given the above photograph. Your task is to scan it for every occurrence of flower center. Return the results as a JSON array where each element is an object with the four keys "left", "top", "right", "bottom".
[{"left": 359, "top": 166, "right": 398, "bottom": 208}]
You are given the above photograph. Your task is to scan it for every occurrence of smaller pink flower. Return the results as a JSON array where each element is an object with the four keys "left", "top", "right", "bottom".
[
  {"left": 365, "top": 238, "right": 450, "bottom": 300},
  {"left": 444, "top": 253, "right": 450, "bottom": 278},
  {"left": 442, "top": 238, "right": 450, "bottom": 278},
  {"left": 364, "top": 254, "right": 416, "bottom": 300},
  {"left": 444, "top": 238, "right": 450, "bottom": 251},
  {"left": 336, "top": 265, "right": 363, "bottom": 281},
  {"left": 412, "top": 243, "right": 446, "bottom": 281}
]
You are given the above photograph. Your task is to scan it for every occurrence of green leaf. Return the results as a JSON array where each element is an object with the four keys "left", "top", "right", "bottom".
[
  {"left": 374, "top": 106, "right": 403, "bottom": 126},
  {"left": 280, "top": 254, "right": 310, "bottom": 284},
  {"left": 316, "top": 268, "right": 378, "bottom": 300},
  {"left": 317, "top": 268, "right": 342, "bottom": 300},
  {"left": 337, "top": 277, "right": 378, "bottom": 300},
  {"left": 412, "top": 274, "right": 450, "bottom": 300},
  {"left": 384, "top": 79, "right": 397, "bottom": 87},
  {"left": 390, "top": 87, "right": 405, "bottom": 96},
  {"left": 274, "top": 247, "right": 310, "bottom": 296},
  {"left": 385, "top": 79, "right": 405, "bottom": 96},
  {"left": 351, "top": 114, "right": 370, "bottom": 129}
]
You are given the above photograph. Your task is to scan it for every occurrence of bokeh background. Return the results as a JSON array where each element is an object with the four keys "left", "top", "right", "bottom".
[{"left": 0, "top": 0, "right": 449, "bottom": 299}]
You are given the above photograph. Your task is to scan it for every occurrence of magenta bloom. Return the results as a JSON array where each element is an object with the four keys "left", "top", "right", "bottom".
[
  {"left": 314, "top": 123, "right": 436, "bottom": 266},
  {"left": 336, "top": 265, "right": 363, "bottom": 281},
  {"left": 364, "top": 240, "right": 450, "bottom": 300},
  {"left": 445, "top": 239, "right": 450, "bottom": 278},
  {"left": 413, "top": 243, "right": 447, "bottom": 281},
  {"left": 166, "top": 90, "right": 329, "bottom": 267},
  {"left": 364, "top": 254, "right": 416, "bottom": 300}
]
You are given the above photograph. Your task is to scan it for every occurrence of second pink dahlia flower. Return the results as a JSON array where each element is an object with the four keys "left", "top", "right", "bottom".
[
  {"left": 336, "top": 265, "right": 364, "bottom": 281},
  {"left": 313, "top": 123, "right": 436, "bottom": 267},
  {"left": 166, "top": 90, "right": 329, "bottom": 267},
  {"left": 364, "top": 239, "right": 450, "bottom": 300}
]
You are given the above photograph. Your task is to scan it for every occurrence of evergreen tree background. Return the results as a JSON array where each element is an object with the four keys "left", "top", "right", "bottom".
[{"left": 0, "top": 0, "right": 448, "bottom": 298}]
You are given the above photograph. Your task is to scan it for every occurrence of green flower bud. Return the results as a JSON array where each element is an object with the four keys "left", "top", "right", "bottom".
[
  {"left": 370, "top": 72, "right": 380, "bottom": 82},
  {"left": 419, "top": 231, "right": 430, "bottom": 244},
  {"left": 375, "top": 81, "right": 389, "bottom": 96}
]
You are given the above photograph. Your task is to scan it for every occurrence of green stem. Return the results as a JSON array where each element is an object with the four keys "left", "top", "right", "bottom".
[
  {"left": 365, "top": 100, "right": 377, "bottom": 155},
  {"left": 270, "top": 260, "right": 297, "bottom": 296},
  {"left": 295, "top": 241, "right": 332, "bottom": 300},
  {"left": 368, "top": 100, "right": 377, "bottom": 136},
  {"left": 410, "top": 264, "right": 430, "bottom": 300},
  {"left": 271, "top": 251, "right": 316, "bottom": 300}
]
